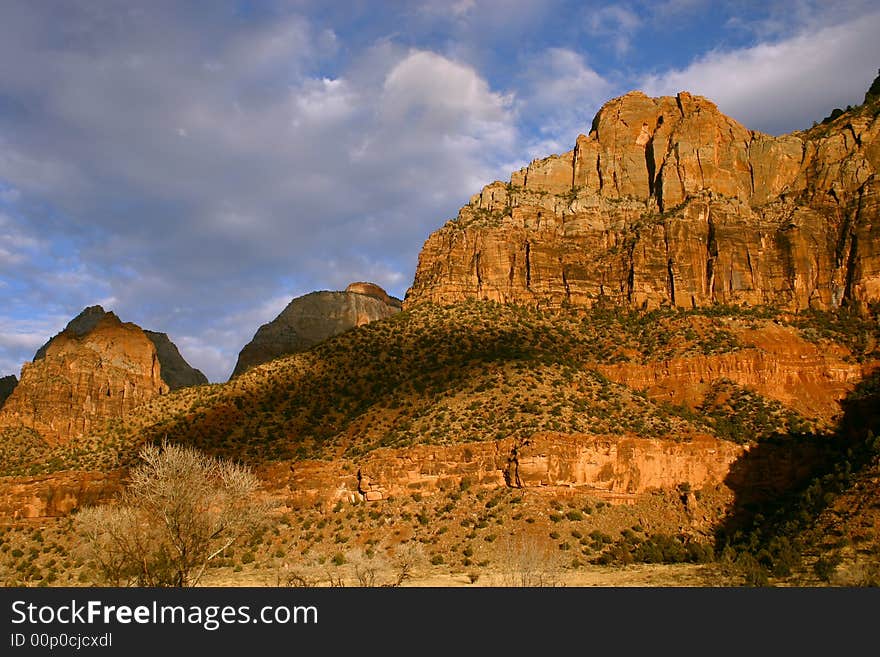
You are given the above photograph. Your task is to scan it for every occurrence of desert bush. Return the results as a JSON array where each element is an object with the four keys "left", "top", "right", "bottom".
[
  {"left": 75, "top": 441, "right": 268, "bottom": 586},
  {"left": 497, "top": 535, "right": 560, "bottom": 587}
]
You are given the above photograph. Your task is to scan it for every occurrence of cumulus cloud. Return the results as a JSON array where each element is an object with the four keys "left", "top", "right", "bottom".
[
  {"left": 585, "top": 5, "right": 642, "bottom": 56},
  {"left": 516, "top": 48, "right": 615, "bottom": 155},
  {"left": 0, "top": 316, "right": 69, "bottom": 377},
  {"left": 641, "top": 11, "right": 880, "bottom": 134},
  {"left": 0, "top": 5, "right": 520, "bottom": 381}
]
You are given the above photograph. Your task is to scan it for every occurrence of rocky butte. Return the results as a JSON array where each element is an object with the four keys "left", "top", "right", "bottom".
[
  {"left": 0, "top": 306, "right": 207, "bottom": 445},
  {"left": 231, "top": 282, "right": 402, "bottom": 378},
  {"left": 406, "top": 90, "right": 880, "bottom": 314}
]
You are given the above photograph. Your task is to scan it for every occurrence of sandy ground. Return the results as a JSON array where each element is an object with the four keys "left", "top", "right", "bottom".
[{"left": 202, "top": 562, "right": 733, "bottom": 587}]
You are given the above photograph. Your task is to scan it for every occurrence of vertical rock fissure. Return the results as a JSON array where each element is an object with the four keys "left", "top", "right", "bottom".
[
  {"left": 504, "top": 440, "right": 526, "bottom": 488},
  {"left": 663, "top": 223, "right": 676, "bottom": 306},
  {"left": 561, "top": 260, "right": 571, "bottom": 304},
  {"left": 695, "top": 148, "right": 706, "bottom": 189},
  {"left": 524, "top": 241, "right": 531, "bottom": 289},
  {"left": 706, "top": 210, "right": 718, "bottom": 299},
  {"left": 748, "top": 158, "right": 756, "bottom": 198},
  {"left": 835, "top": 206, "right": 854, "bottom": 269},
  {"left": 842, "top": 192, "right": 865, "bottom": 308},
  {"left": 474, "top": 252, "right": 483, "bottom": 291},
  {"left": 746, "top": 246, "right": 756, "bottom": 289},
  {"left": 645, "top": 135, "right": 656, "bottom": 198}
]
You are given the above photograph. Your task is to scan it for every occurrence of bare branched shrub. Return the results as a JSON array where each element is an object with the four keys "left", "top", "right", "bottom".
[
  {"left": 75, "top": 441, "right": 268, "bottom": 586},
  {"left": 385, "top": 542, "right": 426, "bottom": 587},
  {"left": 305, "top": 542, "right": 425, "bottom": 587},
  {"left": 346, "top": 548, "right": 386, "bottom": 587},
  {"left": 497, "top": 535, "right": 561, "bottom": 587}
]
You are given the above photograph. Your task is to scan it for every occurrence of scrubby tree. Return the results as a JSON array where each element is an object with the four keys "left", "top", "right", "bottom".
[{"left": 75, "top": 441, "right": 268, "bottom": 586}]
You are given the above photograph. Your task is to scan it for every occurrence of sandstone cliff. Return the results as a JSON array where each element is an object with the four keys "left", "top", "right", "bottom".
[
  {"left": 0, "top": 375, "right": 17, "bottom": 409},
  {"left": 406, "top": 91, "right": 880, "bottom": 313},
  {"left": 230, "top": 282, "right": 401, "bottom": 378},
  {"left": 0, "top": 306, "right": 206, "bottom": 445}
]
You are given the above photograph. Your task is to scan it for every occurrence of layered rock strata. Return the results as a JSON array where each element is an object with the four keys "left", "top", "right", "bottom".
[
  {"left": 406, "top": 92, "right": 880, "bottom": 313},
  {"left": 254, "top": 433, "right": 744, "bottom": 507},
  {"left": 0, "top": 307, "right": 206, "bottom": 445},
  {"left": 598, "top": 322, "right": 875, "bottom": 422}
]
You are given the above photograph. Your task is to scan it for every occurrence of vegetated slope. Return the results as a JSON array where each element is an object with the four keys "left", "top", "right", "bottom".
[
  {"left": 8, "top": 300, "right": 875, "bottom": 477},
  {"left": 712, "top": 367, "right": 880, "bottom": 585}
]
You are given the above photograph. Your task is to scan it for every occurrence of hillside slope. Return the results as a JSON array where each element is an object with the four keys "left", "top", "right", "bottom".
[{"left": 8, "top": 301, "right": 876, "bottom": 479}]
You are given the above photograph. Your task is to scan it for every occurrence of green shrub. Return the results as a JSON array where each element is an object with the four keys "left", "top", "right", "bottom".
[{"left": 814, "top": 554, "right": 843, "bottom": 582}]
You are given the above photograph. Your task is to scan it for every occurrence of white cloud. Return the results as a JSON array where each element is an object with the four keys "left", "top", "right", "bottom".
[
  {"left": 382, "top": 51, "right": 513, "bottom": 132},
  {"left": 294, "top": 78, "right": 358, "bottom": 125},
  {"left": 640, "top": 12, "right": 880, "bottom": 134},
  {"left": 516, "top": 48, "right": 615, "bottom": 154},
  {"left": 0, "top": 6, "right": 524, "bottom": 381},
  {"left": 0, "top": 314, "right": 69, "bottom": 376},
  {"left": 585, "top": 5, "right": 642, "bottom": 56}
]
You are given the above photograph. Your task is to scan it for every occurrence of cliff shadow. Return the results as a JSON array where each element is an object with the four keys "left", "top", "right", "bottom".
[{"left": 715, "top": 367, "right": 880, "bottom": 550}]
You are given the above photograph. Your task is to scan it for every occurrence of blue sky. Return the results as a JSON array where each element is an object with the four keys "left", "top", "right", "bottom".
[{"left": 1, "top": 0, "right": 879, "bottom": 382}]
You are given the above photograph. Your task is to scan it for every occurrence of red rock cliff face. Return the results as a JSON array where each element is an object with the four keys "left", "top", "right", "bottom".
[
  {"left": 0, "top": 307, "right": 206, "bottom": 445},
  {"left": 255, "top": 432, "right": 744, "bottom": 507},
  {"left": 599, "top": 322, "right": 875, "bottom": 422},
  {"left": 0, "top": 471, "right": 124, "bottom": 520},
  {"left": 406, "top": 91, "right": 880, "bottom": 313}
]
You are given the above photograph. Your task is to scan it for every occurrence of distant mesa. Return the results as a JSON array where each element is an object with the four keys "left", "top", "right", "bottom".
[
  {"left": 0, "top": 305, "right": 206, "bottom": 445},
  {"left": 231, "top": 282, "right": 401, "bottom": 379},
  {"left": 0, "top": 375, "right": 17, "bottom": 410}
]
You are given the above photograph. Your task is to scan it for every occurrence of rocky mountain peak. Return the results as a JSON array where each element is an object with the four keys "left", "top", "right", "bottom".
[
  {"left": 406, "top": 89, "right": 880, "bottom": 314},
  {"left": 0, "top": 307, "right": 206, "bottom": 444},
  {"left": 345, "top": 282, "right": 402, "bottom": 308}
]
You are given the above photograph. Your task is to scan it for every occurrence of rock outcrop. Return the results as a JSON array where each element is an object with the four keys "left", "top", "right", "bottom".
[
  {"left": 598, "top": 322, "right": 873, "bottom": 423},
  {"left": 144, "top": 331, "right": 209, "bottom": 389},
  {"left": 0, "top": 375, "right": 17, "bottom": 409},
  {"left": 252, "top": 432, "right": 742, "bottom": 507},
  {"left": 0, "top": 306, "right": 206, "bottom": 445},
  {"left": 0, "top": 470, "right": 124, "bottom": 519},
  {"left": 231, "top": 283, "right": 401, "bottom": 378},
  {"left": 406, "top": 91, "right": 880, "bottom": 313}
]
